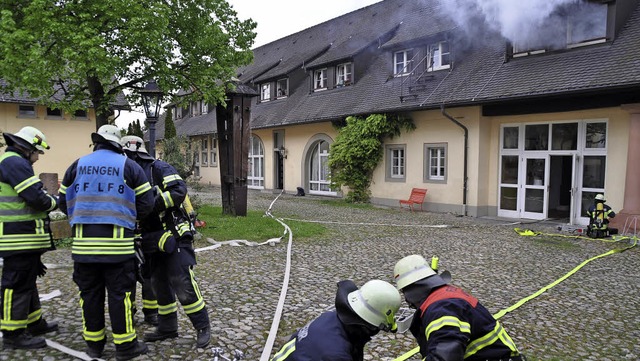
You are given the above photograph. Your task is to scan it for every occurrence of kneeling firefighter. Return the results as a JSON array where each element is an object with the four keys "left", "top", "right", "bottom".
[
  {"left": 121, "top": 135, "right": 211, "bottom": 349},
  {"left": 394, "top": 255, "right": 524, "bottom": 361},
  {"left": 270, "top": 279, "right": 401, "bottom": 361}
]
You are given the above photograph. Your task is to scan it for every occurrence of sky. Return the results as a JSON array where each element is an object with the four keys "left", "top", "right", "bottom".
[{"left": 114, "top": 0, "right": 383, "bottom": 130}]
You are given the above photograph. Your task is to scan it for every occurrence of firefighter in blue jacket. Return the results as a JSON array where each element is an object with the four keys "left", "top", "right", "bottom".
[
  {"left": 393, "top": 255, "right": 523, "bottom": 361},
  {"left": 120, "top": 135, "right": 211, "bottom": 349},
  {"left": 59, "top": 125, "right": 154, "bottom": 361},
  {"left": 0, "top": 126, "right": 59, "bottom": 350},
  {"left": 270, "top": 279, "right": 401, "bottom": 361}
]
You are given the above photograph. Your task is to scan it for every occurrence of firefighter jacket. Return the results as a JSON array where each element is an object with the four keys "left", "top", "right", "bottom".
[
  {"left": 587, "top": 202, "right": 615, "bottom": 230},
  {"left": 59, "top": 144, "right": 154, "bottom": 263},
  {"left": 136, "top": 158, "right": 191, "bottom": 253},
  {"left": 0, "top": 147, "right": 57, "bottom": 256},
  {"left": 271, "top": 280, "right": 372, "bottom": 361},
  {"left": 409, "top": 285, "right": 520, "bottom": 361}
]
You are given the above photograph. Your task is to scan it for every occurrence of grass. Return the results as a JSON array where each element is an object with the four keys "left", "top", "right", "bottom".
[{"left": 195, "top": 205, "right": 327, "bottom": 242}]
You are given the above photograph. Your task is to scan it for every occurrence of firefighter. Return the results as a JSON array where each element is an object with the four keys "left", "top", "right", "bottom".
[
  {"left": 393, "top": 255, "right": 523, "bottom": 361},
  {"left": 58, "top": 125, "right": 154, "bottom": 361},
  {"left": 0, "top": 126, "right": 59, "bottom": 350},
  {"left": 270, "top": 279, "right": 401, "bottom": 361},
  {"left": 586, "top": 194, "right": 617, "bottom": 238},
  {"left": 120, "top": 135, "right": 211, "bottom": 349}
]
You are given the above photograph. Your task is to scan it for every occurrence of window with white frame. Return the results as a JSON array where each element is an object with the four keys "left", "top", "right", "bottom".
[
  {"left": 424, "top": 143, "right": 447, "bottom": 182},
  {"left": 313, "top": 69, "right": 327, "bottom": 91},
  {"left": 309, "top": 140, "right": 332, "bottom": 193},
  {"left": 201, "top": 137, "right": 208, "bottom": 166},
  {"left": 427, "top": 41, "right": 451, "bottom": 71},
  {"left": 18, "top": 104, "right": 36, "bottom": 118},
  {"left": 394, "top": 49, "right": 414, "bottom": 75},
  {"left": 336, "top": 63, "right": 352, "bottom": 86},
  {"left": 248, "top": 135, "right": 265, "bottom": 188},
  {"left": 201, "top": 101, "right": 208, "bottom": 115},
  {"left": 210, "top": 138, "right": 217, "bottom": 167},
  {"left": 261, "top": 83, "right": 271, "bottom": 102},
  {"left": 277, "top": 78, "right": 288, "bottom": 98},
  {"left": 386, "top": 145, "right": 406, "bottom": 181}
]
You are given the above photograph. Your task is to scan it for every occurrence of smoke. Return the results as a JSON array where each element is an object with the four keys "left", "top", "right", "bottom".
[{"left": 437, "top": 0, "right": 607, "bottom": 51}]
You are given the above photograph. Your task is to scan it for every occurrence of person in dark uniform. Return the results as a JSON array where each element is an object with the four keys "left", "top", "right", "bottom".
[
  {"left": 0, "top": 126, "right": 59, "bottom": 350},
  {"left": 120, "top": 135, "right": 211, "bottom": 349},
  {"left": 586, "top": 194, "right": 617, "bottom": 238},
  {"left": 393, "top": 254, "right": 523, "bottom": 361},
  {"left": 59, "top": 125, "right": 154, "bottom": 361},
  {"left": 270, "top": 279, "right": 401, "bottom": 361}
]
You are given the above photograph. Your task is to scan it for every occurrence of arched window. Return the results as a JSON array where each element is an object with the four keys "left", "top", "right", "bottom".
[
  {"left": 248, "top": 135, "right": 264, "bottom": 189},
  {"left": 309, "top": 139, "right": 332, "bottom": 194}
]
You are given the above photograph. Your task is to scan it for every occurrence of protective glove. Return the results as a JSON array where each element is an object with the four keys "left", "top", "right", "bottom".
[{"left": 37, "top": 260, "right": 47, "bottom": 278}]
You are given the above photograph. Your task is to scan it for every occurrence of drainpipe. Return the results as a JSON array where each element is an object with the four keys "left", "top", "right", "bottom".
[{"left": 440, "top": 104, "right": 468, "bottom": 216}]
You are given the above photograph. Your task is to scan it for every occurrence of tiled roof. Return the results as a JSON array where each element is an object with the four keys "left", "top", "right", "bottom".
[{"left": 239, "top": 0, "right": 640, "bottom": 130}]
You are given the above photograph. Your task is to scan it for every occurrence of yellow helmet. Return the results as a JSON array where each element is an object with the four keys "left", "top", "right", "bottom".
[
  {"left": 347, "top": 280, "right": 401, "bottom": 332},
  {"left": 394, "top": 254, "right": 437, "bottom": 290},
  {"left": 3, "top": 126, "right": 50, "bottom": 153}
]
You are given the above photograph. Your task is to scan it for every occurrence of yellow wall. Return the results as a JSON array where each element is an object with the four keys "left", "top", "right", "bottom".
[{"left": 0, "top": 103, "right": 97, "bottom": 181}]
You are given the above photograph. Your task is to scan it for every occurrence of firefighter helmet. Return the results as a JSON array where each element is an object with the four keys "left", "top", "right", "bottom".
[
  {"left": 394, "top": 254, "right": 437, "bottom": 290},
  {"left": 121, "top": 135, "right": 149, "bottom": 154},
  {"left": 347, "top": 280, "right": 401, "bottom": 332},
  {"left": 91, "top": 124, "right": 122, "bottom": 148},
  {"left": 3, "top": 126, "right": 50, "bottom": 153},
  {"left": 595, "top": 194, "right": 606, "bottom": 202}
]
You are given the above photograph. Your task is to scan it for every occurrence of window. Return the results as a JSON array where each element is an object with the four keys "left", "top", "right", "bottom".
[
  {"left": 313, "top": 69, "right": 327, "bottom": 91},
  {"left": 261, "top": 83, "right": 271, "bottom": 102},
  {"left": 427, "top": 41, "right": 451, "bottom": 71},
  {"left": 394, "top": 49, "right": 414, "bottom": 75},
  {"left": 336, "top": 63, "right": 353, "bottom": 86},
  {"left": 277, "top": 79, "right": 288, "bottom": 98},
  {"left": 309, "top": 140, "right": 331, "bottom": 192},
  {"left": 18, "top": 104, "right": 36, "bottom": 118},
  {"left": 210, "top": 138, "right": 217, "bottom": 167},
  {"left": 248, "top": 135, "right": 265, "bottom": 188},
  {"left": 201, "top": 101, "right": 208, "bottom": 115},
  {"left": 74, "top": 109, "right": 88, "bottom": 119},
  {"left": 46, "top": 107, "right": 62, "bottom": 118},
  {"left": 424, "top": 143, "right": 447, "bottom": 182},
  {"left": 201, "top": 137, "right": 208, "bottom": 166},
  {"left": 181, "top": 104, "right": 189, "bottom": 118},
  {"left": 386, "top": 145, "right": 406, "bottom": 182}
]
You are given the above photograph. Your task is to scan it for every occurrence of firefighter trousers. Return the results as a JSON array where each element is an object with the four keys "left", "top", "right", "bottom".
[
  {"left": 73, "top": 260, "right": 139, "bottom": 351},
  {"left": 0, "top": 253, "right": 45, "bottom": 337},
  {"left": 148, "top": 246, "right": 209, "bottom": 332}
]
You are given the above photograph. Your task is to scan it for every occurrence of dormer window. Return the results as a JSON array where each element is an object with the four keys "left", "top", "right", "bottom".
[
  {"left": 336, "top": 63, "right": 353, "bottom": 87},
  {"left": 261, "top": 83, "right": 271, "bottom": 102},
  {"left": 427, "top": 41, "right": 450, "bottom": 71},
  {"left": 313, "top": 68, "right": 327, "bottom": 91},
  {"left": 277, "top": 78, "right": 288, "bottom": 98},
  {"left": 394, "top": 49, "right": 414, "bottom": 75}
]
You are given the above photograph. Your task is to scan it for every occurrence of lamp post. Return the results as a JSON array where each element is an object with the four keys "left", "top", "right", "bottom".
[{"left": 140, "top": 80, "right": 163, "bottom": 158}]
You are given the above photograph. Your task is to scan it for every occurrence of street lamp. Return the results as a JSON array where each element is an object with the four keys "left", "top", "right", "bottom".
[{"left": 140, "top": 80, "right": 163, "bottom": 158}]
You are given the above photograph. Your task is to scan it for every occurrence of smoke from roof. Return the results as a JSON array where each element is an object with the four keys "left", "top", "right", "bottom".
[{"left": 437, "top": 0, "right": 607, "bottom": 51}]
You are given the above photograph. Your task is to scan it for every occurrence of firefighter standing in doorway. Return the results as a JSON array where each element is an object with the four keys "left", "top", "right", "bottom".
[
  {"left": 393, "top": 255, "right": 523, "bottom": 361},
  {"left": 0, "top": 126, "right": 59, "bottom": 350},
  {"left": 120, "top": 135, "right": 211, "bottom": 349},
  {"left": 59, "top": 125, "right": 154, "bottom": 361},
  {"left": 270, "top": 279, "right": 401, "bottom": 361},
  {"left": 586, "top": 194, "right": 617, "bottom": 238}
]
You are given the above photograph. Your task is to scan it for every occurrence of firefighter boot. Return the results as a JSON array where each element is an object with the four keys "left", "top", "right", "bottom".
[
  {"left": 143, "top": 312, "right": 158, "bottom": 326},
  {"left": 28, "top": 318, "right": 59, "bottom": 336},
  {"left": 145, "top": 311, "right": 178, "bottom": 342},
  {"left": 115, "top": 340, "right": 148, "bottom": 361},
  {"left": 196, "top": 325, "right": 211, "bottom": 348},
  {"left": 85, "top": 339, "right": 106, "bottom": 359},
  {"left": 2, "top": 330, "right": 46, "bottom": 350}
]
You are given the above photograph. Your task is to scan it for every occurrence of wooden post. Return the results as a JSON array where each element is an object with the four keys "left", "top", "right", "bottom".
[{"left": 216, "top": 84, "right": 257, "bottom": 216}]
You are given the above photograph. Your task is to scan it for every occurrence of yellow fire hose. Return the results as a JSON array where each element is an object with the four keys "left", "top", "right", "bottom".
[{"left": 392, "top": 230, "right": 638, "bottom": 361}]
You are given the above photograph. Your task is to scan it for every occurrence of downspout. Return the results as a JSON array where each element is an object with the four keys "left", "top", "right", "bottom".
[{"left": 440, "top": 104, "right": 468, "bottom": 216}]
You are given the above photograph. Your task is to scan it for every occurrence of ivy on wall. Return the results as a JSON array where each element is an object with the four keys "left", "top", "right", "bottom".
[{"left": 328, "top": 113, "right": 415, "bottom": 203}]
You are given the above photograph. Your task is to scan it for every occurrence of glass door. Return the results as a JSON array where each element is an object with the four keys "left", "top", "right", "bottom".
[{"left": 521, "top": 155, "right": 549, "bottom": 219}]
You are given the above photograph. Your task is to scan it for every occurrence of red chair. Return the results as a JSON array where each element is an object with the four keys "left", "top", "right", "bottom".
[{"left": 399, "top": 188, "right": 427, "bottom": 212}]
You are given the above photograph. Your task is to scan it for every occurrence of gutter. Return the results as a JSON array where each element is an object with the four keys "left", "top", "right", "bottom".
[{"left": 440, "top": 103, "right": 468, "bottom": 216}]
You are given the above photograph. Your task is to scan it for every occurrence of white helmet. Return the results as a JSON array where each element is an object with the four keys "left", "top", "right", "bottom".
[
  {"left": 91, "top": 124, "right": 122, "bottom": 147},
  {"left": 3, "top": 126, "right": 50, "bottom": 153},
  {"left": 394, "top": 254, "right": 437, "bottom": 290},
  {"left": 347, "top": 280, "right": 401, "bottom": 332},
  {"left": 595, "top": 194, "right": 606, "bottom": 202},
  {"left": 121, "top": 135, "right": 149, "bottom": 154}
]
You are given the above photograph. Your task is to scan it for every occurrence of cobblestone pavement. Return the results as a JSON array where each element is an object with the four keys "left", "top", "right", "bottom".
[{"left": 2, "top": 187, "right": 639, "bottom": 361}]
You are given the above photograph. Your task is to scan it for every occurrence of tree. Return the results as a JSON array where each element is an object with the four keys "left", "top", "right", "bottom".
[
  {"left": 328, "top": 114, "right": 415, "bottom": 203},
  {"left": 164, "top": 110, "right": 177, "bottom": 140},
  {"left": 0, "top": 0, "right": 256, "bottom": 130},
  {"left": 132, "top": 119, "right": 144, "bottom": 138}
]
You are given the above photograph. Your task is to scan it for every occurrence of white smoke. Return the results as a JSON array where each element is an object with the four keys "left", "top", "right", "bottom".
[{"left": 437, "top": 0, "right": 605, "bottom": 50}]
